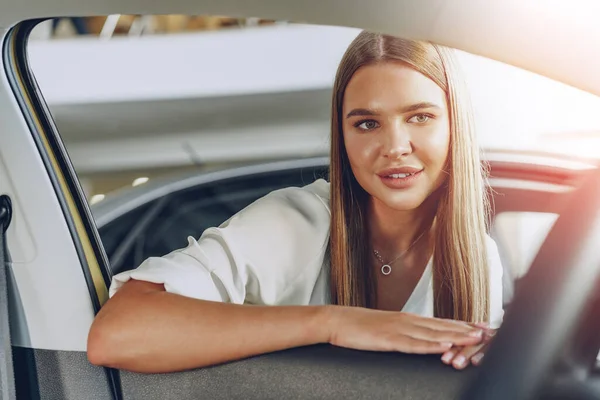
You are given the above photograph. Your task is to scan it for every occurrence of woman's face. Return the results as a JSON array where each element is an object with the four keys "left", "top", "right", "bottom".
[{"left": 342, "top": 61, "right": 450, "bottom": 212}]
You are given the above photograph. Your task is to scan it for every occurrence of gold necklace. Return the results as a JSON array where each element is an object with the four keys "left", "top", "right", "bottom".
[{"left": 373, "top": 229, "right": 428, "bottom": 276}]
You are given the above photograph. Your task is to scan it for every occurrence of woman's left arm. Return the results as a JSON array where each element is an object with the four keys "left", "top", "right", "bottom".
[{"left": 441, "top": 235, "right": 505, "bottom": 369}]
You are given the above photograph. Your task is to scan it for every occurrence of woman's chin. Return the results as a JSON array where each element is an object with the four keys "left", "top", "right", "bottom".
[
  {"left": 387, "top": 203, "right": 424, "bottom": 212},
  {"left": 363, "top": 182, "right": 436, "bottom": 213},
  {"left": 378, "top": 196, "right": 427, "bottom": 212}
]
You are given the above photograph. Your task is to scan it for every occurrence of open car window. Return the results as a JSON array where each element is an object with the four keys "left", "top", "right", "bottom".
[{"left": 102, "top": 164, "right": 328, "bottom": 273}]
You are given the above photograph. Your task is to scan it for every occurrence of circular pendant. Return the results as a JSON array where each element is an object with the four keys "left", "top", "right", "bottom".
[{"left": 381, "top": 264, "right": 392, "bottom": 276}]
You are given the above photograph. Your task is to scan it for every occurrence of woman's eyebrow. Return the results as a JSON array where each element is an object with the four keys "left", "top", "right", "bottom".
[
  {"left": 346, "top": 102, "right": 441, "bottom": 119},
  {"left": 400, "top": 102, "right": 441, "bottom": 113},
  {"left": 346, "top": 108, "right": 378, "bottom": 118}
]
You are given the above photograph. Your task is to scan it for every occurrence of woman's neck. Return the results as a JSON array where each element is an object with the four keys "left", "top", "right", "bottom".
[{"left": 368, "top": 197, "right": 437, "bottom": 257}]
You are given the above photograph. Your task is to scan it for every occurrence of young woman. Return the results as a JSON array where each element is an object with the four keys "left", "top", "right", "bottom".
[{"left": 87, "top": 31, "right": 503, "bottom": 374}]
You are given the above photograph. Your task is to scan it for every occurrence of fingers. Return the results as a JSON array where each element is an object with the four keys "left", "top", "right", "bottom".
[
  {"left": 450, "top": 343, "right": 486, "bottom": 369},
  {"left": 410, "top": 314, "right": 483, "bottom": 334},
  {"left": 358, "top": 314, "right": 487, "bottom": 355},
  {"left": 389, "top": 326, "right": 488, "bottom": 355},
  {"left": 441, "top": 330, "right": 496, "bottom": 369},
  {"left": 403, "top": 324, "right": 484, "bottom": 347},
  {"left": 404, "top": 315, "right": 485, "bottom": 346},
  {"left": 471, "top": 348, "right": 486, "bottom": 366},
  {"left": 441, "top": 346, "right": 461, "bottom": 365},
  {"left": 393, "top": 336, "right": 454, "bottom": 354}
]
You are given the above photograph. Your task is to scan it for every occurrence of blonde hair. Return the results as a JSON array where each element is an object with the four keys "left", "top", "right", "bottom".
[{"left": 329, "top": 31, "right": 490, "bottom": 323}]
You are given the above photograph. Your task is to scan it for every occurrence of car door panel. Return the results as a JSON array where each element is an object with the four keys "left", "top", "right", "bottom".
[
  {"left": 0, "top": 196, "right": 16, "bottom": 400},
  {"left": 119, "top": 345, "right": 473, "bottom": 400},
  {"left": 13, "top": 348, "right": 112, "bottom": 400}
]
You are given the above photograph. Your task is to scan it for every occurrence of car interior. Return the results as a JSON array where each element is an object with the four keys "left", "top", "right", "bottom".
[{"left": 2, "top": 2, "right": 600, "bottom": 400}]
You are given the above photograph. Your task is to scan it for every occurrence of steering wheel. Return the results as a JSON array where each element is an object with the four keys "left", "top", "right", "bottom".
[{"left": 461, "top": 167, "right": 600, "bottom": 399}]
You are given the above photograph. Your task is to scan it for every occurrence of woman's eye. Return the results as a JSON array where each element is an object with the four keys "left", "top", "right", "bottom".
[
  {"left": 408, "top": 114, "right": 432, "bottom": 124},
  {"left": 356, "top": 120, "right": 380, "bottom": 130}
]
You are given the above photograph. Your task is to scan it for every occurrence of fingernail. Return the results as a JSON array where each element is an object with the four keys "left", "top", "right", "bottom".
[
  {"left": 441, "top": 351, "right": 454, "bottom": 364},
  {"left": 472, "top": 353, "right": 484, "bottom": 365},
  {"left": 453, "top": 355, "right": 466, "bottom": 368},
  {"left": 440, "top": 342, "right": 453, "bottom": 349},
  {"left": 469, "top": 330, "right": 483, "bottom": 338}
]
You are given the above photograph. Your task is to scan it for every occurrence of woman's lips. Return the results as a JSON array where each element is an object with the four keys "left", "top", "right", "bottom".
[{"left": 378, "top": 169, "right": 423, "bottom": 189}]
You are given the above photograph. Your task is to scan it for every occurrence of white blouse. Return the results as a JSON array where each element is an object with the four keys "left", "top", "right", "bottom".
[{"left": 109, "top": 179, "right": 504, "bottom": 328}]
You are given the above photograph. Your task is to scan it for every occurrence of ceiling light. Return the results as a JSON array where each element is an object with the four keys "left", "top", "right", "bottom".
[
  {"left": 132, "top": 177, "right": 149, "bottom": 187},
  {"left": 90, "top": 194, "right": 105, "bottom": 205}
]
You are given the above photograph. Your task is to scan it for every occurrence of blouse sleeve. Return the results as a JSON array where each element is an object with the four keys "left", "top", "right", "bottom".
[
  {"left": 108, "top": 180, "right": 331, "bottom": 305},
  {"left": 487, "top": 235, "right": 505, "bottom": 329}
]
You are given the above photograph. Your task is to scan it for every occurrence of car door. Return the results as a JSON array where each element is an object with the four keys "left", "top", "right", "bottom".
[
  {"left": 0, "top": 195, "right": 15, "bottom": 400},
  {"left": 2, "top": 1, "right": 600, "bottom": 400},
  {"left": 0, "top": 25, "right": 114, "bottom": 400}
]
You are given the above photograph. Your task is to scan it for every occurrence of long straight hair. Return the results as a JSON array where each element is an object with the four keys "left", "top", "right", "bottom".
[{"left": 329, "top": 31, "right": 490, "bottom": 322}]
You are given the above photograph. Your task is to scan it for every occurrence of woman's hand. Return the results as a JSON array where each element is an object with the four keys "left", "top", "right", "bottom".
[
  {"left": 326, "top": 307, "right": 485, "bottom": 354},
  {"left": 441, "top": 324, "right": 497, "bottom": 369}
]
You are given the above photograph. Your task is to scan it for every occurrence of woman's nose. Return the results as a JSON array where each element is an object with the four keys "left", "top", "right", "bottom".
[{"left": 382, "top": 124, "right": 412, "bottom": 159}]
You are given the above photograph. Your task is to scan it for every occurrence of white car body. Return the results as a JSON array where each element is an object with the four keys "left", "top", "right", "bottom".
[{"left": 0, "top": 1, "right": 599, "bottom": 399}]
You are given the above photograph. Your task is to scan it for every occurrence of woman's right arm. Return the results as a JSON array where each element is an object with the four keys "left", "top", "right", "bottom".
[
  {"left": 87, "top": 279, "right": 331, "bottom": 373},
  {"left": 88, "top": 279, "right": 484, "bottom": 373}
]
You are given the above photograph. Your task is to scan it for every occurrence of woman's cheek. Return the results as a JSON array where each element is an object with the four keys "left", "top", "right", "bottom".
[
  {"left": 359, "top": 136, "right": 381, "bottom": 160},
  {"left": 414, "top": 124, "right": 450, "bottom": 161},
  {"left": 344, "top": 131, "right": 378, "bottom": 163}
]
